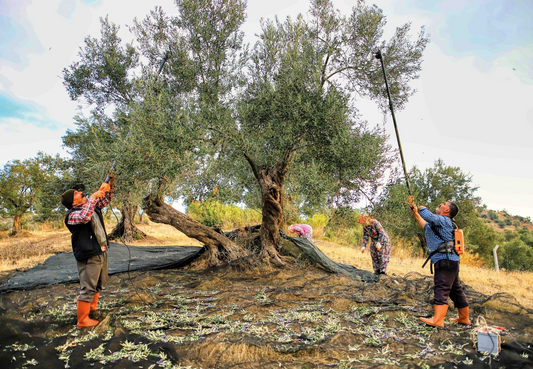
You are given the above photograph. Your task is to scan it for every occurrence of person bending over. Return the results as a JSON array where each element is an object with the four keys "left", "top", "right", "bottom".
[
  {"left": 288, "top": 224, "right": 313, "bottom": 240},
  {"left": 358, "top": 214, "right": 391, "bottom": 275}
]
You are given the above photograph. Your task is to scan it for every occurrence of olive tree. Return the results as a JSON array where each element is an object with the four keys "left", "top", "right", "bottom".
[
  {"left": 0, "top": 153, "right": 65, "bottom": 234},
  {"left": 63, "top": 0, "right": 429, "bottom": 266}
]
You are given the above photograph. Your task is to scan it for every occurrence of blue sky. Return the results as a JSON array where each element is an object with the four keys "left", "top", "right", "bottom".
[{"left": 1, "top": 0, "right": 532, "bottom": 219}]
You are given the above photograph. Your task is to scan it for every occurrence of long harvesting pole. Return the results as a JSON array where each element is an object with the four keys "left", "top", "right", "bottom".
[{"left": 374, "top": 50, "right": 412, "bottom": 195}]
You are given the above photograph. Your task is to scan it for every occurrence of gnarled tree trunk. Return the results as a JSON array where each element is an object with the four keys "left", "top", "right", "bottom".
[
  {"left": 11, "top": 215, "right": 22, "bottom": 235},
  {"left": 257, "top": 168, "right": 284, "bottom": 265},
  {"left": 143, "top": 195, "right": 248, "bottom": 266},
  {"left": 108, "top": 202, "right": 146, "bottom": 243},
  {"left": 245, "top": 151, "right": 293, "bottom": 265}
]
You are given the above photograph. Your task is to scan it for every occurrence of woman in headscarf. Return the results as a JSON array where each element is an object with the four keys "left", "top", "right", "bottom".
[
  {"left": 358, "top": 214, "right": 391, "bottom": 275},
  {"left": 288, "top": 224, "right": 313, "bottom": 240}
]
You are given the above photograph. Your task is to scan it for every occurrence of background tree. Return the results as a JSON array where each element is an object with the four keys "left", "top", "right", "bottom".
[
  {"left": 499, "top": 236, "right": 533, "bottom": 271},
  {"left": 463, "top": 217, "right": 501, "bottom": 262},
  {"left": 0, "top": 153, "right": 64, "bottom": 235},
  {"left": 34, "top": 156, "right": 73, "bottom": 223}
]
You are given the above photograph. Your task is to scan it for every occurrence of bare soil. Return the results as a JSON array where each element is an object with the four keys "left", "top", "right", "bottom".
[{"left": 1, "top": 253, "right": 533, "bottom": 369}]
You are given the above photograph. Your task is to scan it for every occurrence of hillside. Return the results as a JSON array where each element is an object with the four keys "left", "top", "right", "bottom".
[{"left": 477, "top": 207, "right": 533, "bottom": 232}]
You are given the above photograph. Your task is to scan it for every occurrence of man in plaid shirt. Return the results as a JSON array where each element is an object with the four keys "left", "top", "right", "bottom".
[{"left": 61, "top": 174, "right": 115, "bottom": 329}]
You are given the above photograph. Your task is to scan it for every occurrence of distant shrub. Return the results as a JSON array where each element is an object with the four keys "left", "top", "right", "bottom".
[
  {"left": 324, "top": 225, "right": 362, "bottom": 247},
  {"left": 503, "top": 230, "right": 514, "bottom": 241},
  {"left": 513, "top": 220, "right": 520, "bottom": 228},
  {"left": 460, "top": 250, "right": 485, "bottom": 268},
  {"left": 465, "top": 218, "right": 502, "bottom": 263},
  {"left": 307, "top": 213, "right": 329, "bottom": 238},
  {"left": 32, "top": 219, "right": 65, "bottom": 231},
  {"left": 0, "top": 220, "right": 10, "bottom": 232},
  {"left": 480, "top": 214, "right": 488, "bottom": 219},
  {"left": 496, "top": 220, "right": 505, "bottom": 228},
  {"left": 517, "top": 228, "right": 533, "bottom": 247},
  {"left": 488, "top": 210, "right": 497, "bottom": 220},
  {"left": 505, "top": 218, "right": 512, "bottom": 225},
  {"left": 323, "top": 208, "right": 362, "bottom": 246},
  {"left": 187, "top": 200, "right": 262, "bottom": 229},
  {"left": 500, "top": 237, "right": 533, "bottom": 271}
]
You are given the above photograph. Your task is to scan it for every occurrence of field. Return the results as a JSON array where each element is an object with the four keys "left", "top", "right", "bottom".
[{"left": 1, "top": 222, "right": 532, "bottom": 368}]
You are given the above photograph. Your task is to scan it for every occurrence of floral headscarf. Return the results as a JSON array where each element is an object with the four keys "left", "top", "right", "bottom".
[{"left": 358, "top": 213, "right": 373, "bottom": 227}]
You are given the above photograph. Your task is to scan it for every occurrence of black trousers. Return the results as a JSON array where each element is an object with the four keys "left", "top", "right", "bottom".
[{"left": 433, "top": 259, "right": 469, "bottom": 308}]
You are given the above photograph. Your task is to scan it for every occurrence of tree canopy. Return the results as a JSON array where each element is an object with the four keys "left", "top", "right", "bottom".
[
  {"left": 0, "top": 153, "right": 66, "bottom": 234},
  {"left": 61, "top": 0, "right": 429, "bottom": 265}
]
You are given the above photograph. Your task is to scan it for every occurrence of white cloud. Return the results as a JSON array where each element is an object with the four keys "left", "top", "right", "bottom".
[
  {"left": 0, "top": 118, "right": 69, "bottom": 165},
  {"left": 417, "top": 45, "right": 533, "bottom": 148},
  {"left": 1, "top": 0, "right": 178, "bottom": 127}
]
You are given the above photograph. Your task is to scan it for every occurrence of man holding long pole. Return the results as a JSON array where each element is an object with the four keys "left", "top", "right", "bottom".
[{"left": 409, "top": 200, "right": 470, "bottom": 327}]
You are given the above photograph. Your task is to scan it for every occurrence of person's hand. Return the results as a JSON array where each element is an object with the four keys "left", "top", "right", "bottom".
[
  {"left": 361, "top": 246, "right": 366, "bottom": 253},
  {"left": 99, "top": 182, "right": 111, "bottom": 193},
  {"left": 409, "top": 203, "right": 419, "bottom": 215},
  {"left": 375, "top": 242, "right": 382, "bottom": 251},
  {"left": 90, "top": 190, "right": 105, "bottom": 200},
  {"left": 107, "top": 171, "right": 115, "bottom": 187}
]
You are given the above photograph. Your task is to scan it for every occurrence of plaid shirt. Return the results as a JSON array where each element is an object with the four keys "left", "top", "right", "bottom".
[{"left": 67, "top": 187, "right": 114, "bottom": 250}]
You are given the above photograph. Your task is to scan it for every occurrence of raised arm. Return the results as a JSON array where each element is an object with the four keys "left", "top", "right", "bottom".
[{"left": 410, "top": 204, "right": 427, "bottom": 229}]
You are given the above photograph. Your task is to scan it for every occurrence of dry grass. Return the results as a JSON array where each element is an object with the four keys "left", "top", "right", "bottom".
[
  {"left": 130, "top": 221, "right": 203, "bottom": 247},
  {"left": 0, "top": 222, "right": 532, "bottom": 309},
  {"left": 0, "top": 230, "right": 71, "bottom": 272}
]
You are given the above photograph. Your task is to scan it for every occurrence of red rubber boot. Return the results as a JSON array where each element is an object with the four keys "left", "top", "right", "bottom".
[
  {"left": 77, "top": 300, "right": 99, "bottom": 329},
  {"left": 449, "top": 306, "right": 471, "bottom": 325},
  {"left": 420, "top": 305, "right": 448, "bottom": 328},
  {"left": 90, "top": 292, "right": 100, "bottom": 311}
]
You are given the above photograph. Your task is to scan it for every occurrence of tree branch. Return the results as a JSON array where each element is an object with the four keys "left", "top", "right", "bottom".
[
  {"left": 244, "top": 151, "right": 259, "bottom": 180},
  {"left": 323, "top": 66, "right": 357, "bottom": 85}
]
